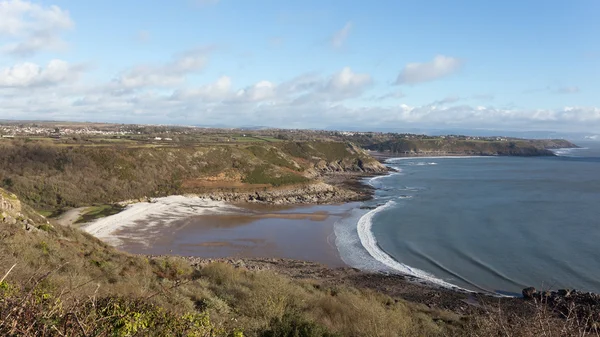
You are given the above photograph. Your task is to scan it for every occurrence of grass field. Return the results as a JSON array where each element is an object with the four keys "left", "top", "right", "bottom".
[{"left": 75, "top": 204, "right": 125, "bottom": 224}]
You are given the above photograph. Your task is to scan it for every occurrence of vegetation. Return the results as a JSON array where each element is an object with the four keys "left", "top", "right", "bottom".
[
  {"left": 339, "top": 134, "right": 576, "bottom": 156},
  {"left": 2, "top": 189, "right": 597, "bottom": 336},
  {"left": 0, "top": 140, "right": 379, "bottom": 212},
  {"left": 0, "top": 195, "right": 462, "bottom": 336},
  {"left": 75, "top": 204, "right": 126, "bottom": 224}
]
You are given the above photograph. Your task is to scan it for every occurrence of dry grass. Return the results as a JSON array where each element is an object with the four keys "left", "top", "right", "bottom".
[{"left": 462, "top": 297, "right": 600, "bottom": 337}]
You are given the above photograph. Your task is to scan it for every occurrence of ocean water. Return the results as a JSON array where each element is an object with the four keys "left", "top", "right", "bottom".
[{"left": 336, "top": 141, "right": 600, "bottom": 295}]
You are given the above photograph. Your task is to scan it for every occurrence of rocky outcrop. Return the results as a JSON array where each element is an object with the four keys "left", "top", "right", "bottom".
[
  {"left": 522, "top": 287, "right": 600, "bottom": 328},
  {"left": 0, "top": 189, "right": 21, "bottom": 215},
  {"left": 198, "top": 182, "right": 360, "bottom": 205},
  {"left": 1, "top": 187, "right": 48, "bottom": 232}
]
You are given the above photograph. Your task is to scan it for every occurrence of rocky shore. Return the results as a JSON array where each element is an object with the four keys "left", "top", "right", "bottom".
[{"left": 196, "top": 179, "right": 370, "bottom": 205}]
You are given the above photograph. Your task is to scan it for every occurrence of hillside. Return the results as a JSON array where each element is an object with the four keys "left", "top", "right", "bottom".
[
  {"left": 0, "top": 188, "right": 461, "bottom": 336},
  {"left": 0, "top": 140, "right": 386, "bottom": 212},
  {"left": 2, "top": 188, "right": 597, "bottom": 336},
  {"left": 356, "top": 137, "right": 577, "bottom": 156}
]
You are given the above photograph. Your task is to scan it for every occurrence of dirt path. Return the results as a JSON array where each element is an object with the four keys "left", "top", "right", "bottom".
[{"left": 53, "top": 207, "right": 88, "bottom": 227}]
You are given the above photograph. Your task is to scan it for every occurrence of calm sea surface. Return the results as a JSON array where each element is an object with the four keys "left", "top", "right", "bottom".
[{"left": 336, "top": 141, "right": 600, "bottom": 294}]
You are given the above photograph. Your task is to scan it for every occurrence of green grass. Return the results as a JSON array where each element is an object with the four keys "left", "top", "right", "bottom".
[
  {"left": 75, "top": 204, "right": 125, "bottom": 224},
  {"left": 37, "top": 210, "right": 53, "bottom": 217}
]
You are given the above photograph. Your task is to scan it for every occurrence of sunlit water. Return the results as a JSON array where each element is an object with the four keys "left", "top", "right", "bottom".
[{"left": 336, "top": 141, "right": 600, "bottom": 295}]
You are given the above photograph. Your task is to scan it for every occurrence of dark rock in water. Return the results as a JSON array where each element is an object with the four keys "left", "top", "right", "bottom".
[
  {"left": 359, "top": 206, "right": 377, "bottom": 210},
  {"left": 557, "top": 289, "right": 571, "bottom": 297},
  {"left": 522, "top": 287, "right": 537, "bottom": 299}
]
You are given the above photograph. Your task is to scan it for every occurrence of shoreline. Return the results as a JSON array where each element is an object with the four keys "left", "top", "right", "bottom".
[
  {"left": 83, "top": 197, "right": 358, "bottom": 268},
  {"left": 80, "top": 155, "right": 600, "bottom": 308}
]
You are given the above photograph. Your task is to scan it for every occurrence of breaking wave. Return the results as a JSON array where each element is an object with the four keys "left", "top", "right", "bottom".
[{"left": 356, "top": 200, "right": 468, "bottom": 290}]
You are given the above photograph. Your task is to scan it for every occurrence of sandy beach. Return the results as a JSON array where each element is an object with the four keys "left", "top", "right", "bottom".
[{"left": 84, "top": 195, "right": 358, "bottom": 267}]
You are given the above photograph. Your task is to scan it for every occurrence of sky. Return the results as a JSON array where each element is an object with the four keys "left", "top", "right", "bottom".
[{"left": 0, "top": 0, "right": 599, "bottom": 132}]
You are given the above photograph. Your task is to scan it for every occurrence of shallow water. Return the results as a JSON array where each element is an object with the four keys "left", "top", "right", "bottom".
[
  {"left": 337, "top": 141, "right": 600, "bottom": 294},
  {"left": 115, "top": 202, "right": 356, "bottom": 267}
]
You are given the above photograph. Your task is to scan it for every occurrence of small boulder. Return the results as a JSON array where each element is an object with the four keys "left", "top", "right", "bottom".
[{"left": 522, "top": 287, "right": 537, "bottom": 299}]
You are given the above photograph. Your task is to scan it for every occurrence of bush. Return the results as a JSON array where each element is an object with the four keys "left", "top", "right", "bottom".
[{"left": 260, "top": 313, "right": 339, "bottom": 337}]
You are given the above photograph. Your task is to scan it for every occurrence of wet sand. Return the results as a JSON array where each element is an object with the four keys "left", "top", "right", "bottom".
[{"left": 114, "top": 202, "right": 360, "bottom": 267}]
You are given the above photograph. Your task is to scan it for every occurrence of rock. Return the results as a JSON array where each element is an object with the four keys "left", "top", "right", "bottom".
[
  {"left": 522, "top": 287, "right": 537, "bottom": 299},
  {"left": 557, "top": 289, "right": 571, "bottom": 297}
]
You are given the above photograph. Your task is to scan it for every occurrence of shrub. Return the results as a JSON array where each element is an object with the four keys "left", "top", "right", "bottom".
[{"left": 260, "top": 313, "right": 339, "bottom": 337}]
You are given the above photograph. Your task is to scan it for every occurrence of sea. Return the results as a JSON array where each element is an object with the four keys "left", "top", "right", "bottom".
[{"left": 335, "top": 141, "right": 600, "bottom": 295}]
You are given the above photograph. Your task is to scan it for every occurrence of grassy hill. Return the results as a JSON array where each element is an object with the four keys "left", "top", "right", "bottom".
[
  {"left": 1, "top": 187, "right": 465, "bottom": 336},
  {"left": 0, "top": 140, "right": 385, "bottom": 212},
  {"left": 356, "top": 137, "right": 576, "bottom": 156}
]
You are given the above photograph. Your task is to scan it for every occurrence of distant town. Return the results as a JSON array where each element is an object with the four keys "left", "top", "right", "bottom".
[{"left": 0, "top": 120, "right": 512, "bottom": 144}]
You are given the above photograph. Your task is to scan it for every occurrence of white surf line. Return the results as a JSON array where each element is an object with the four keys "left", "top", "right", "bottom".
[
  {"left": 356, "top": 200, "right": 472, "bottom": 291},
  {"left": 366, "top": 170, "right": 402, "bottom": 187},
  {"left": 385, "top": 155, "right": 496, "bottom": 163},
  {"left": 550, "top": 147, "right": 589, "bottom": 156}
]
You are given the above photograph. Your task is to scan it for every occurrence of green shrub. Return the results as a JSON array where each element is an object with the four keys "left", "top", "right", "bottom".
[{"left": 260, "top": 313, "right": 340, "bottom": 337}]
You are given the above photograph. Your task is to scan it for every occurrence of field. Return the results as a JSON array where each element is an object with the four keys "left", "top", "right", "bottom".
[{"left": 75, "top": 204, "right": 125, "bottom": 224}]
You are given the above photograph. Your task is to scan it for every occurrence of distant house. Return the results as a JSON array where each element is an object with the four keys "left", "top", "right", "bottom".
[
  {"left": 164, "top": 138, "right": 173, "bottom": 141},
  {"left": 1, "top": 135, "right": 15, "bottom": 138},
  {"left": 154, "top": 137, "right": 162, "bottom": 140}
]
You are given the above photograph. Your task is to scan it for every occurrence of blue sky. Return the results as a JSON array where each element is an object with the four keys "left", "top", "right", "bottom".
[{"left": 0, "top": 0, "right": 599, "bottom": 132}]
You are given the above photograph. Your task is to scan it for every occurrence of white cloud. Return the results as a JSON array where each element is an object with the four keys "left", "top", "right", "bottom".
[
  {"left": 235, "top": 80, "right": 276, "bottom": 102},
  {"left": 0, "top": 59, "right": 81, "bottom": 87},
  {"left": 172, "top": 76, "right": 232, "bottom": 101},
  {"left": 1, "top": 56, "right": 597, "bottom": 132},
  {"left": 556, "top": 86, "right": 580, "bottom": 94},
  {"left": 114, "top": 48, "right": 213, "bottom": 88},
  {"left": 2, "top": 78, "right": 600, "bottom": 131},
  {"left": 396, "top": 55, "right": 463, "bottom": 85},
  {"left": 0, "top": 0, "right": 73, "bottom": 57},
  {"left": 325, "top": 67, "right": 371, "bottom": 97},
  {"left": 330, "top": 22, "right": 352, "bottom": 49}
]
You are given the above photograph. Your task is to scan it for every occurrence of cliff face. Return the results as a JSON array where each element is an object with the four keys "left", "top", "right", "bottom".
[
  {"left": 197, "top": 181, "right": 361, "bottom": 205},
  {"left": 0, "top": 187, "right": 48, "bottom": 230},
  {"left": 0, "top": 188, "right": 21, "bottom": 217},
  {"left": 364, "top": 139, "right": 578, "bottom": 157}
]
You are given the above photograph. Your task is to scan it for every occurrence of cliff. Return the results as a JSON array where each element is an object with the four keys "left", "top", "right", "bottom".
[
  {"left": 362, "top": 138, "right": 578, "bottom": 157},
  {"left": 0, "top": 141, "right": 386, "bottom": 211}
]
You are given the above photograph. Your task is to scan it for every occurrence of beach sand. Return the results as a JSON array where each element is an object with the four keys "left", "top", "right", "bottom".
[{"left": 84, "top": 196, "right": 358, "bottom": 267}]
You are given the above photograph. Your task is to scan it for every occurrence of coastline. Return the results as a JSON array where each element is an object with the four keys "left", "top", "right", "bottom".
[
  {"left": 83, "top": 196, "right": 358, "bottom": 268},
  {"left": 79, "top": 151, "right": 600, "bottom": 319}
]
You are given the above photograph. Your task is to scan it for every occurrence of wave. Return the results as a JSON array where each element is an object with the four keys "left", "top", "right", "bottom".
[
  {"left": 356, "top": 200, "right": 468, "bottom": 290},
  {"left": 401, "top": 161, "right": 439, "bottom": 166},
  {"left": 551, "top": 147, "right": 589, "bottom": 157},
  {"left": 366, "top": 171, "right": 402, "bottom": 188},
  {"left": 386, "top": 156, "right": 494, "bottom": 163}
]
